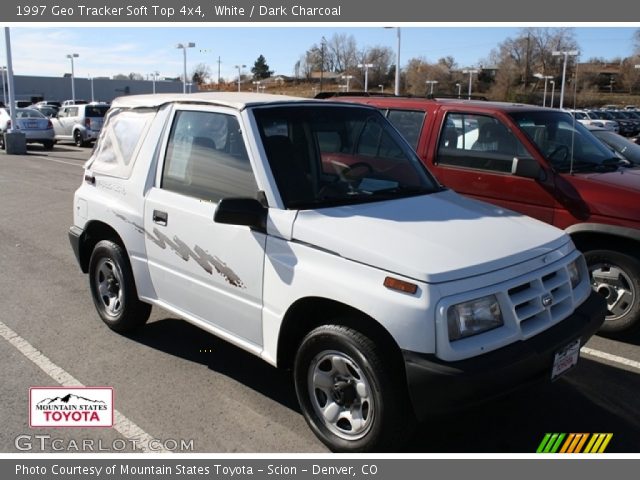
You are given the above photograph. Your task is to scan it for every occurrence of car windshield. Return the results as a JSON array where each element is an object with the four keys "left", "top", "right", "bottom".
[
  {"left": 252, "top": 104, "right": 441, "bottom": 209},
  {"left": 510, "top": 111, "right": 622, "bottom": 173}
]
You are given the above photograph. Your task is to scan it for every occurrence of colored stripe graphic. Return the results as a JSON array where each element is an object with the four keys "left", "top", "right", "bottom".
[{"left": 537, "top": 433, "right": 612, "bottom": 453}]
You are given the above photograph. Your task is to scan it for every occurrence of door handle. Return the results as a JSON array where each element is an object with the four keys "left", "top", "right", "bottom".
[{"left": 152, "top": 210, "right": 168, "bottom": 226}]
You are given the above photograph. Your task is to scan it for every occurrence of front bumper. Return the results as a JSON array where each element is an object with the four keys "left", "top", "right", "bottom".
[{"left": 403, "top": 291, "right": 606, "bottom": 421}]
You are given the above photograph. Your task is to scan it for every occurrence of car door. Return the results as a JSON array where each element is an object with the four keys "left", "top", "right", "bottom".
[
  {"left": 144, "top": 106, "right": 266, "bottom": 347},
  {"left": 51, "top": 107, "right": 67, "bottom": 138},
  {"left": 430, "top": 111, "right": 556, "bottom": 224}
]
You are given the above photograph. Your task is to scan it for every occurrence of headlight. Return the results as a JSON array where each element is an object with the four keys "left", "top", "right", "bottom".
[
  {"left": 447, "top": 295, "right": 503, "bottom": 341},
  {"left": 567, "top": 258, "right": 582, "bottom": 289}
]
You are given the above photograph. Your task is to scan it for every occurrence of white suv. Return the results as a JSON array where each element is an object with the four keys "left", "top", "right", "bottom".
[
  {"left": 69, "top": 92, "right": 605, "bottom": 452},
  {"left": 52, "top": 103, "right": 109, "bottom": 146}
]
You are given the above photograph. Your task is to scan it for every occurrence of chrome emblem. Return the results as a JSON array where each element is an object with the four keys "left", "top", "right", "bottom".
[{"left": 542, "top": 295, "right": 553, "bottom": 307}]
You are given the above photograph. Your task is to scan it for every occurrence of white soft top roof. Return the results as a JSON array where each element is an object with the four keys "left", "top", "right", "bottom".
[{"left": 110, "top": 92, "right": 312, "bottom": 110}]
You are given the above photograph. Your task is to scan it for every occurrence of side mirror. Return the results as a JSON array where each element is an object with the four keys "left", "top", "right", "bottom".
[
  {"left": 214, "top": 198, "right": 267, "bottom": 232},
  {"left": 511, "top": 157, "right": 544, "bottom": 180}
]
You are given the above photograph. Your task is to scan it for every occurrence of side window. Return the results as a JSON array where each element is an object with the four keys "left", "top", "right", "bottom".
[
  {"left": 58, "top": 108, "right": 67, "bottom": 118},
  {"left": 161, "top": 110, "right": 257, "bottom": 203},
  {"left": 68, "top": 107, "right": 79, "bottom": 117},
  {"left": 386, "top": 109, "right": 426, "bottom": 149},
  {"left": 436, "top": 113, "right": 531, "bottom": 173}
]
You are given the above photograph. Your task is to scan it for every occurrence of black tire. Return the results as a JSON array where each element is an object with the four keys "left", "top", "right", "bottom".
[
  {"left": 42, "top": 140, "right": 54, "bottom": 150},
  {"left": 0, "top": 133, "right": 5, "bottom": 150},
  {"left": 294, "top": 324, "right": 412, "bottom": 452},
  {"left": 88, "top": 240, "right": 151, "bottom": 332},
  {"left": 74, "top": 130, "right": 87, "bottom": 147},
  {"left": 585, "top": 249, "right": 640, "bottom": 333}
]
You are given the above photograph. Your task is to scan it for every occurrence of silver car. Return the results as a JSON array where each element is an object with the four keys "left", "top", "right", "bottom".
[
  {"left": 52, "top": 103, "right": 109, "bottom": 147},
  {"left": 0, "top": 108, "right": 55, "bottom": 150}
]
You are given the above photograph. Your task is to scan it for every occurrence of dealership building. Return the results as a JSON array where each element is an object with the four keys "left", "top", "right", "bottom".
[{"left": 2, "top": 74, "right": 195, "bottom": 105}]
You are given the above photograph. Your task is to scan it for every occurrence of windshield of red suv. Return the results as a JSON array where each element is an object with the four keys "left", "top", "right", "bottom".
[
  {"left": 252, "top": 104, "right": 441, "bottom": 209},
  {"left": 510, "top": 111, "right": 622, "bottom": 173}
]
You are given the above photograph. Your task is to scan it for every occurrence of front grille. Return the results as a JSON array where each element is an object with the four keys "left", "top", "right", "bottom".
[{"left": 507, "top": 264, "right": 574, "bottom": 338}]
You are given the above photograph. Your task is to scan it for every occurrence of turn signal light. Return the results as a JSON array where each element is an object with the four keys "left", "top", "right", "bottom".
[{"left": 383, "top": 276, "right": 418, "bottom": 294}]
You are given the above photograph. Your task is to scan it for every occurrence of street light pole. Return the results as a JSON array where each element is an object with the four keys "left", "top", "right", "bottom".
[
  {"left": 341, "top": 75, "right": 353, "bottom": 92},
  {"left": 534, "top": 73, "right": 554, "bottom": 107},
  {"left": 425, "top": 80, "right": 438, "bottom": 95},
  {"left": 552, "top": 50, "right": 579, "bottom": 109},
  {"left": 1, "top": 66, "right": 6, "bottom": 106},
  {"left": 66, "top": 53, "right": 79, "bottom": 102},
  {"left": 176, "top": 42, "right": 195, "bottom": 94},
  {"left": 385, "top": 27, "right": 401, "bottom": 95},
  {"left": 150, "top": 71, "right": 159, "bottom": 94},
  {"left": 89, "top": 75, "right": 94, "bottom": 102},
  {"left": 357, "top": 63, "right": 374, "bottom": 92},
  {"left": 234, "top": 64, "right": 246, "bottom": 92},
  {"left": 462, "top": 69, "right": 478, "bottom": 98},
  {"left": 455, "top": 82, "right": 461, "bottom": 97},
  {"left": 550, "top": 80, "right": 555, "bottom": 108}
]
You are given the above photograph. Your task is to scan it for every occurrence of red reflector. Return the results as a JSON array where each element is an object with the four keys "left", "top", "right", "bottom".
[{"left": 383, "top": 277, "right": 418, "bottom": 294}]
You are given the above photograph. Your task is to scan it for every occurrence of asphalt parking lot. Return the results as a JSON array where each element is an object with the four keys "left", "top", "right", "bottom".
[{"left": 1, "top": 144, "right": 640, "bottom": 453}]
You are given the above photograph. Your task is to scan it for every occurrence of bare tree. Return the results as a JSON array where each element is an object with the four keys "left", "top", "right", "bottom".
[{"left": 191, "top": 63, "right": 211, "bottom": 85}]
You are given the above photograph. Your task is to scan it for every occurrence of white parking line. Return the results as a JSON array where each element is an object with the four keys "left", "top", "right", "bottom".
[
  {"left": 0, "top": 320, "right": 168, "bottom": 453},
  {"left": 581, "top": 346, "right": 640, "bottom": 371},
  {"left": 29, "top": 155, "right": 86, "bottom": 167}
]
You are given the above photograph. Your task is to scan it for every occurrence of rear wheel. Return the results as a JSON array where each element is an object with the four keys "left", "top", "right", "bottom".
[
  {"left": 585, "top": 249, "right": 640, "bottom": 333},
  {"left": 294, "top": 324, "right": 412, "bottom": 452},
  {"left": 88, "top": 240, "right": 151, "bottom": 332},
  {"left": 42, "top": 140, "right": 54, "bottom": 150},
  {"left": 0, "top": 133, "right": 5, "bottom": 150},
  {"left": 74, "top": 130, "right": 87, "bottom": 147}
]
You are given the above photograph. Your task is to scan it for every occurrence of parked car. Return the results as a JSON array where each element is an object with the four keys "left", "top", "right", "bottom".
[
  {"left": 52, "top": 103, "right": 109, "bottom": 147},
  {"left": 0, "top": 107, "right": 55, "bottom": 150},
  {"left": 61, "top": 99, "right": 89, "bottom": 106},
  {"left": 35, "top": 100, "right": 62, "bottom": 108},
  {"left": 586, "top": 125, "right": 640, "bottom": 165},
  {"left": 29, "top": 104, "right": 59, "bottom": 118},
  {"left": 567, "top": 109, "right": 619, "bottom": 133},
  {"left": 69, "top": 92, "right": 604, "bottom": 452},
  {"left": 330, "top": 94, "right": 640, "bottom": 334},
  {"left": 598, "top": 110, "right": 640, "bottom": 137}
]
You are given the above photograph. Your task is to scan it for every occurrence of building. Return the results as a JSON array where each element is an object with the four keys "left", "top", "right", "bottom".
[{"left": 1, "top": 74, "right": 196, "bottom": 105}]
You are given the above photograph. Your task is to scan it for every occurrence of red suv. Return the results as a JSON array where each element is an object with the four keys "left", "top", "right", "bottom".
[{"left": 332, "top": 95, "right": 640, "bottom": 334}]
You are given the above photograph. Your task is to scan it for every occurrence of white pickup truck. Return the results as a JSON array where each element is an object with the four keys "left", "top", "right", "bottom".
[{"left": 69, "top": 93, "right": 605, "bottom": 452}]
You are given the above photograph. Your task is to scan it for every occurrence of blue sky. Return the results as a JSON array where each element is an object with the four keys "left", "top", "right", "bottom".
[{"left": 2, "top": 27, "right": 637, "bottom": 82}]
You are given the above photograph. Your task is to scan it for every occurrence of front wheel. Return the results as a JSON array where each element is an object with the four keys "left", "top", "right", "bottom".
[
  {"left": 586, "top": 249, "right": 640, "bottom": 334},
  {"left": 88, "top": 240, "right": 151, "bottom": 332},
  {"left": 294, "top": 324, "right": 412, "bottom": 452}
]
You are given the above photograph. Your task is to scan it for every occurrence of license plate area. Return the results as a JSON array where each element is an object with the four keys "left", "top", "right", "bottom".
[{"left": 551, "top": 338, "right": 580, "bottom": 380}]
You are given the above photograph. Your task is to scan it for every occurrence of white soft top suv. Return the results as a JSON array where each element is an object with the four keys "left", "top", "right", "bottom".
[{"left": 69, "top": 92, "right": 605, "bottom": 452}]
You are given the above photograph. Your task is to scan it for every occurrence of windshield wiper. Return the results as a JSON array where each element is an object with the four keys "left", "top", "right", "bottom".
[{"left": 569, "top": 158, "right": 625, "bottom": 173}]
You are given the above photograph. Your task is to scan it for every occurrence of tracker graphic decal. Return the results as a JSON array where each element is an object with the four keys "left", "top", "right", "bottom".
[{"left": 114, "top": 212, "right": 245, "bottom": 288}]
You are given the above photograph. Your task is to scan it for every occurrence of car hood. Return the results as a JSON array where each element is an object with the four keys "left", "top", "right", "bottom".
[
  {"left": 563, "top": 168, "right": 640, "bottom": 221},
  {"left": 292, "top": 190, "right": 569, "bottom": 284},
  {"left": 577, "top": 168, "right": 640, "bottom": 192}
]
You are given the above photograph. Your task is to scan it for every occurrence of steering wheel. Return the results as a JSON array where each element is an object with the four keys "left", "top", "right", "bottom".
[
  {"left": 341, "top": 162, "right": 374, "bottom": 180},
  {"left": 548, "top": 145, "right": 570, "bottom": 163}
]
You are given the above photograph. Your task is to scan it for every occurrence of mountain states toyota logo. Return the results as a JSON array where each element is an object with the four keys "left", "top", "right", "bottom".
[{"left": 29, "top": 387, "right": 114, "bottom": 428}]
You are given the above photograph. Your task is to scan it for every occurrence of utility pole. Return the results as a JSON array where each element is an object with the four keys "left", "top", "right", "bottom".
[
  {"left": 320, "top": 36, "right": 326, "bottom": 93},
  {"left": 217, "top": 56, "right": 221, "bottom": 91},
  {"left": 524, "top": 32, "right": 531, "bottom": 89}
]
